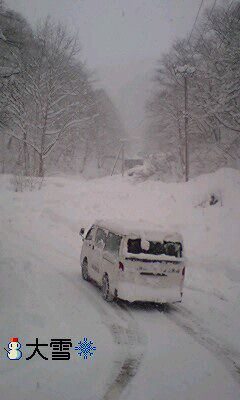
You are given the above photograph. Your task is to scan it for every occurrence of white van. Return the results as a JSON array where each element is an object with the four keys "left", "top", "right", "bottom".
[{"left": 79, "top": 219, "right": 185, "bottom": 304}]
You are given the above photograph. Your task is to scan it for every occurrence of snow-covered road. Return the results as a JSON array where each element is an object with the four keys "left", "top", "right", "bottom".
[{"left": 1, "top": 172, "right": 240, "bottom": 400}]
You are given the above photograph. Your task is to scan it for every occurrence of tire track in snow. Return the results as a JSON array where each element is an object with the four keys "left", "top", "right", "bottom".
[
  {"left": 102, "top": 301, "right": 144, "bottom": 400},
  {"left": 102, "top": 356, "right": 141, "bottom": 400},
  {"left": 161, "top": 304, "right": 240, "bottom": 384},
  {"left": 3, "top": 220, "right": 144, "bottom": 398},
  {"left": 58, "top": 272, "right": 145, "bottom": 400},
  {"left": 41, "top": 207, "right": 145, "bottom": 399}
]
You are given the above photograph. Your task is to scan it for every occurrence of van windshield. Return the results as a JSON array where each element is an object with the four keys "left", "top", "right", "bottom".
[{"left": 127, "top": 238, "right": 182, "bottom": 258}]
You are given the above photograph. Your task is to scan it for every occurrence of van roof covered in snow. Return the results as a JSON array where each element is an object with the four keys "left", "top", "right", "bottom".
[{"left": 95, "top": 219, "right": 183, "bottom": 242}]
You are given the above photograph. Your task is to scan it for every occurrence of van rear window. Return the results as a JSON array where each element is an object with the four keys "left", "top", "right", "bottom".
[{"left": 127, "top": 239, "right": 182, "bottom": 258}]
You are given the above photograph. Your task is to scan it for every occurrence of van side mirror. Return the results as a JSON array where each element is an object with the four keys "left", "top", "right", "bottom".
[{"left": 79, "top": 228, "right": 85, "bottom": 238}]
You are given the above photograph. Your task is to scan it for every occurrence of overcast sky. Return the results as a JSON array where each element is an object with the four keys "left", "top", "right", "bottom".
[{"left": 6, "top": 0, "right": 217, "bottom": 69}]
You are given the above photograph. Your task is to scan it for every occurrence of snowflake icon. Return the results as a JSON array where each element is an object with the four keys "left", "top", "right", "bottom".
[{"left": 74, "top": 337, "right": 96, "bottom": 360}]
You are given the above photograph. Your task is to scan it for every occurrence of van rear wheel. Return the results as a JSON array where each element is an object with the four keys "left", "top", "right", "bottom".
[
  {"left": 102, "top": 274, "right": 114, "bottom": 302},
  {"left": 82, "top": 259, "right": 89, "bottom": 281}
]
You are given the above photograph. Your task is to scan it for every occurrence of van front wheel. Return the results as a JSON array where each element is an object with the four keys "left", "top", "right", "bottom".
[{"left": 102, "top": 274, "right": 114, "bottom": 302}]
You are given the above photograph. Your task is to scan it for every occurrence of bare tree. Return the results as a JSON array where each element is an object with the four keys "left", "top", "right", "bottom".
[
  {"left": 145, "top": 1, "right": 240, "bottom": 180},
  {"left": 4, "top": 18, "right": 97, "bottom": 176}
]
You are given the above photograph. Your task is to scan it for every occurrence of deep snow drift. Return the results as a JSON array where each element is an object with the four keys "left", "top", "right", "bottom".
[{"left": 0, "top": 168, "right": 240, "bottom": 400}]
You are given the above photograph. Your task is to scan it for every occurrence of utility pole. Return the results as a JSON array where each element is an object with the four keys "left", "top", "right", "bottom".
[
  {"left": 175, "top": 65, "right": 195, "bottom": 182},
  {"left": 184, "top": 75, "right": 189, "bottom": 182}
]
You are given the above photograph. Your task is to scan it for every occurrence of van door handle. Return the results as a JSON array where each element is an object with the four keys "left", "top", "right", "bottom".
[{"left": 92, "top": 245, "right": 94, "bottom": 250}]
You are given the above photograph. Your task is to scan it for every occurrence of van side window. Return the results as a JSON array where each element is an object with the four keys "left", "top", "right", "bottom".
[
  {"left": 105, "top": 232, "right": 122, "bottom": 256},
  {"left": 95, "top": 228, "right": 107, "bottom": 248},
  {"left": 86, "top": 227, "right": 94, "bottom": 240}
]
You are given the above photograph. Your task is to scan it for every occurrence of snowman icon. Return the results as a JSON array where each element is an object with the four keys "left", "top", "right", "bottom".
[{"left": 5, "top": 338, "right": 22, "bottom": 360}]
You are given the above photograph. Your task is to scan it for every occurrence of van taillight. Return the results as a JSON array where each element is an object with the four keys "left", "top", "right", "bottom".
[
  {"left": 182, "top": 267, "right": 185, "bottom": 277},
  {"left": 119, "top": 262, "right": 124, "bottom": 271}
]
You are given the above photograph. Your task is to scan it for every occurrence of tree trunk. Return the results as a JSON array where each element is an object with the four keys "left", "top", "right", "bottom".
[
  {"left": 80, "top": 136, "right": 89, "bottom": 173},
  {"left": 33, "top": 148, "right": 37, "bottom": 175},
  {"left": 184, "top": 75, "right": 189, "bottom": 182},
  {"left": 38, "top": 153, "right": 44, "bottom": 177},
  {"left": 23, "top": 134, "right": 28, "bottom": 176},
  {"left": 39, "top": 127, "right": 46, "bottom": 177}
]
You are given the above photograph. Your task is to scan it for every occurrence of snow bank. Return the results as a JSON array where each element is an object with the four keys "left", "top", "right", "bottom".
[
  {"left": 1, "top": 167, "right": 239, "bottom": 273},
  {"left": 49, "top": 167, "right": 239, "bottom": 274}
]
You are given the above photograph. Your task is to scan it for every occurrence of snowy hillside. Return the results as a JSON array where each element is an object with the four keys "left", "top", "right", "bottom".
[{"left": 1, "top": 168, "right": 240, "bottom": 400}]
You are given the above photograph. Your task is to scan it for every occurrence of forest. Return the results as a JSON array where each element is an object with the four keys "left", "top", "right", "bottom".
[
  {"left": 0, "top": 0, "right": 240, "bottom": 183},
  {"left": 144, "top": 0, "right": 240, "bottom": 181},
  {"left": 0, "top": 0, "right": 124, "bottom": 181}
]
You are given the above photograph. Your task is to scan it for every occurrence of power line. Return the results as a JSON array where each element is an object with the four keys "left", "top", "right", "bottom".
[
  {"left": 189, "top": 0, "right": 235, "bottom": 58},
  {"left": 193, "top": 0, "right": 218, "bottom": 53},
  {"left": 210, "top": 0, "right": 218, "bottom": 13},
  {"left": 181, "top": 0, "right": 217, "bottom": 182},
  {"left": 217, "top": 0, "right": 239, "bottom": 50},
  {"left": 188, "top": 0, "right": 205, "bottom": 43}
]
